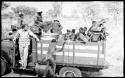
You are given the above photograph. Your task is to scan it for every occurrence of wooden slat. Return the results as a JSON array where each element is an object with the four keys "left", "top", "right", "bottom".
[
  {"left": 41, "top": 50, "right": 104, "bottom": 58},
  {"left": 55, "top": 55, "right": 104, "bottom": 65},
  {"left": 41, "top": 40, "right": 104, "bottom": 46},
  {"left": 40, "top": 54, "right": 105, "bottom": 66},
  {"left": 42, "top": 47, "right": 101, "bottom": 54},
  {"left": 74, "top": 49, "right": 99, "bottom": 54},
  {"left": 74, "top": 41, "right": 104, "bottom": 46},
  {"left": 97, "top": 45, "right": 100, "bottom": 65}
]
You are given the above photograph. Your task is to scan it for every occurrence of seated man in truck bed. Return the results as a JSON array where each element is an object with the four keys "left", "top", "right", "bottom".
[
  {"left": 87, "top": 19, "right": 107, "bottom": 42},
  {"left": 76, "top": 27, "right": 89, "bottom": 44}
]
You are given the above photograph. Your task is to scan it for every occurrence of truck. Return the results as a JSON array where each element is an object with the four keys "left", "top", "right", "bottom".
[{"left": 1, "top": 31, "right": 109, "bottom": 77}]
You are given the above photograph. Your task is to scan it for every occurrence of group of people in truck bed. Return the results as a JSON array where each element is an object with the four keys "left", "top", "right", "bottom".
[{"left": 61, "top": 19, "right": 107, "bottom": 44}]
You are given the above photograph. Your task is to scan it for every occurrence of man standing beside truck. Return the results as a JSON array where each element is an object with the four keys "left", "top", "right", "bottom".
[
  {"left": 13, "top": 24, "right": 40, "bottom": 69},
  {"left": 41, "top": 20, "right": 63, "bottom": 77}
]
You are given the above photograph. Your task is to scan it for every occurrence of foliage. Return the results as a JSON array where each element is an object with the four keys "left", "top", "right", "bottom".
[
  {"left": 104, "top": 2, "right": 123, "bottom": 22},
  {"left": 46, "top": 9, "right": 55, "bottom": 18},
  {"left": 46, "top": 2, "right": 62, "bottom": 18},
  {"left": 105, "top": 2, "right": 123, "bottom": 15},
  {"left": 52, "top": 2, "right": 62, "bottom": 17},
  {"left": 2, "top": 2, "right": 10, "bottom": 10},
  {"left": 80, "top": 3, "right": 101, "bottom": 21},
  {"left": 11, "top": 5, "right": 37, "bottom": 16}
]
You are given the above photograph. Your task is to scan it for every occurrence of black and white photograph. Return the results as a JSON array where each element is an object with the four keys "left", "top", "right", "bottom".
[{"left": 1, "top": 1, "right": 124, "bottom": 77}]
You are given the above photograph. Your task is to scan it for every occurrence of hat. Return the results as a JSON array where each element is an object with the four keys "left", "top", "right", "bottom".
[
  {"left": 11, "top": 25, "right": 17, "bottom": 29},
  {"left": 54, "top": 20, "right": 59, "bottom": 22},
  {"left": 83, "top": 27, "right": 87, "bottom": 30},
  {"left": 67, "top": 29, "right": 71, "bottom": 32},
  {"left": 21, "top": 24, "right": 28, "bottom": 29},
  {"left": 19, "top": 12, "right": 24, "bottom": 17},
  {"left": 92, "top": 21, "right": 96, "bottom": 23},
  {"left": 37, "top": 8, "right": 43, "bottom": 13},
  {"left": 79, "top": 27, "right": 83, "bottom": 30}
]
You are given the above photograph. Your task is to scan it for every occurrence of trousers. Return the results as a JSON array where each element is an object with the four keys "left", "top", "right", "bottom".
[{"left": 19, "top": 42, "right": 30, "bottom": 68}]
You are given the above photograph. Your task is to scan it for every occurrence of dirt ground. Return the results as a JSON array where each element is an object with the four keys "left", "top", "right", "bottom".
[{"left": 2, "top": 63, "right": 123, "bottom": 77}]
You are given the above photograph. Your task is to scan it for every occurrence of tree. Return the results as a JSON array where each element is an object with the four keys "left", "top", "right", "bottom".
[
  {"left": 11, "top": 5, "right": 37, "bottom": 16},
  {"left": 2, "top": 2, "right": 10, "bottom": 10},
  {"left": 52, "top": 2, "right": 62, "bottom": 18},
  {"left": 104, "top": 2, "right": 123, "bottom": 25},
  {"left": 105, "top": 2, "right": 123, "bottom": 15},
  {"left": 46, "top": 2, "right": 62, "bottom": 19},
  {"left": 78, "top": 2, "right": 102, "bottom": 28},
  {"left": 46, "top": 9, "right": 55, "bottom": 18}
]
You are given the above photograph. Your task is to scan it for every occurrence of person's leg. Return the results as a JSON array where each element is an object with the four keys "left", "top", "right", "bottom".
[
  {"left": 47, "top": 39, "right": 57, "bottom": 54},
  {"left": 19, "top": 43, "right": 25, "bottom": 67},
  {"left": 48, "top": 55, "right": 56, "bottom": 77},
  {"left": 31, "top": 37, "right": 37, "bottom": 65},
  {"left": 23, "top": 44, "right": 29, "bottom": 69}
]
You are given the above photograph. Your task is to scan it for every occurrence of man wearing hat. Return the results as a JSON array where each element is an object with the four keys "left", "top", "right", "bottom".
[
  {"left": 13, "top": 24, "right": 40, "bottom": 69},
  {"left": 32, "top": 8, "right": 43, "bottom": 38},
  {"left": 76, "top": 27, "right": 88, "bottom": 43},
  {"left": 34, "top": 8, "right": 43, "bottom": 25},
  {"left": 17, "top": 12, "right": 24, "bottom": 28}
]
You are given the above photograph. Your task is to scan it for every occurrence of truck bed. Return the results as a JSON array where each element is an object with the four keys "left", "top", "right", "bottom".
[{"left": 37, "top": 38, "right": 107, "bottom": 69}]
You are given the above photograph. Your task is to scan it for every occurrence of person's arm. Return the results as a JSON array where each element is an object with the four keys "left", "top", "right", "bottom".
[
  {"left": 28, "top": 30, "right": 40, "bottom": 41},
  {"left": 13, "top": 30, "right": 20, "bottom": 42},
  {"left": 79, "top": 33, "right": 88, "bottom": 42},
  {"left": 34, "top": 15, "right": 38, "bottom": 24}
]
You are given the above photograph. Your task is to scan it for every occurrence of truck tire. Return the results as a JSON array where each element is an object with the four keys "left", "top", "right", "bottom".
[
  {"left": 1, "top": 58, "right": 7, "bottom": 76},
  {"left": 59, "top": 67, "right": 82, "bottom": 77}
]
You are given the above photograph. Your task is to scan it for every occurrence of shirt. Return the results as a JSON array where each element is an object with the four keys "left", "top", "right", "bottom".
[
  {"left": 34, "top": 15, "right": 43, "bottom": 24},
  {"left": 14, "top": 29, "right": 38, "bottom": 44},
  {"left": 51, "top": 22, "right": 62, "bottom": 34}
]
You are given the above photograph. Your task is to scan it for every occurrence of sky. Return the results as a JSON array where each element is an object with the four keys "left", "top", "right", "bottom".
[
  {"left": 5, "top": 2, "right": 79, "bottom": 15},
  {"left": 5, "top": 2, "right": 53, "bottom": 14},
  {"left": 4, "top": 1, "right": 107, "bottom": 16}
]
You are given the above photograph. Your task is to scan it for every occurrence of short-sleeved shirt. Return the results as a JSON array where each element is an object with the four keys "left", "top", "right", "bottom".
[{"left": 15, "top": 29, "right": 37, "bottom": 45}]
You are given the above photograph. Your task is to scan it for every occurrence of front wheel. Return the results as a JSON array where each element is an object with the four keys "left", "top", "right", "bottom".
[
  {"left": 59, "top": 67, "right": 82, "bottom": 77},
  {"left": 1, "top": 58, "right": 7, "bottom": 76}
]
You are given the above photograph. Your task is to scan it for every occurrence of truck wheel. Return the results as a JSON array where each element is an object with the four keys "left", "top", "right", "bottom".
[
  {"left": 1, "top": 59, "right": 7, "bottom": 76},
  {"left": 59, "top": 67, "right": 82, "bottom": 77}
]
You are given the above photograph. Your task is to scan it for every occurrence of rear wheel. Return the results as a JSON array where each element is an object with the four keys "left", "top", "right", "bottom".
[
  {"left": 1, "top": 58, "right": 7, "bottom": 76},
  {"left": 59, "top": 67, "right": 82, "bottom": 77}
]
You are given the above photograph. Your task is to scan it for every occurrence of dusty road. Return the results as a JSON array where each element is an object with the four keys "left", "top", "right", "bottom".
[{"left": 2, "top": 64, "right": 123, "bottom": 77}]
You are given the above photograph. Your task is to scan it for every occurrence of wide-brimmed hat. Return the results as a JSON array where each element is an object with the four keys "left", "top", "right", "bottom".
[
  {"left": 37, "top": 8, "right": 43, "bottom": 13},
  {"left": 19, "top": 12, "right": 24, "bottom": 17}
]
